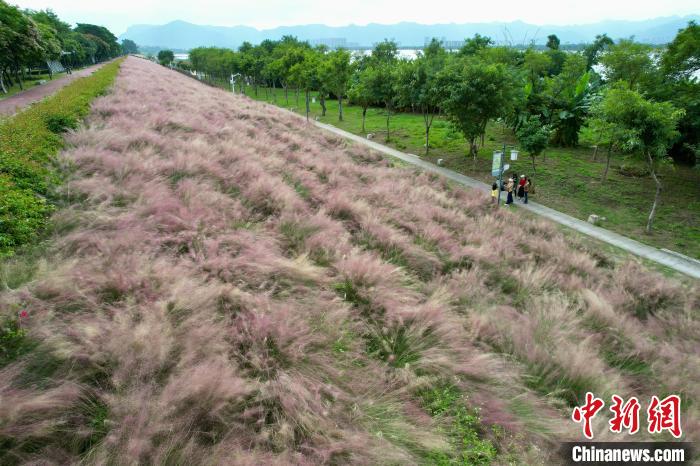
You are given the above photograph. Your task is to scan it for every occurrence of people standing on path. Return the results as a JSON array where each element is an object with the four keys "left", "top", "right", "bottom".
[
  {"left": 523, "top": 177, "right": 530, "bottom": 204},
  {"left": 517, "top": 175, "right": 526, "bottom": 202},
  {"left": 505, "top": 177, "right": 514, "bottom": 206}
]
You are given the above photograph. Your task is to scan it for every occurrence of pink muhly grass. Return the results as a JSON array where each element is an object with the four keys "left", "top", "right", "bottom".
[{"left": 1, "top": 57, "right": 698, "bottom": 464}]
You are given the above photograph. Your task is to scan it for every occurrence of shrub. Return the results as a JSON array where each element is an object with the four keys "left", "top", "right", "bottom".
[
  {"left": 45, "top": 114, "right": 79, "bottom": 134},
  {"left": 0, "top": 59, "right": 123, "bottom": 256},
  {"left": 418, "top": 383, "right": 498, "bottom": 465},
  {"left": 0, "top": 316, "right": 33, "bottom": 368}
]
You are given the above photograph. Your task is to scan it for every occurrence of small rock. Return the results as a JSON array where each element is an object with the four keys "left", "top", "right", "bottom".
[
  {"left": 437, "top": 158, "right": 444, "bottom": 166},
  {"left": 366, "top": 133, "right": 374, "bottom": 140},
  {"left": 587, "top": 214, "right": 605, "bottom": 225}
]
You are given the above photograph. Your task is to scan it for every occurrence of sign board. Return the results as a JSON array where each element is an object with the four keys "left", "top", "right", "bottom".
[
  {"left": 510, "top": 150, "right": 519, "bottom": 161},
  {"left": 491, "top": 151, "right": 503, "bottom": 177}
]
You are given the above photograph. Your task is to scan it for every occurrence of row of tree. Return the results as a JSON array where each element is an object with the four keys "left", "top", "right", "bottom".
[
  {"left": 0, "top": 1, "right": 131, "bottom": 93},
  {"left": 180, "top": 24, "right": 699, "bottom": 231}
]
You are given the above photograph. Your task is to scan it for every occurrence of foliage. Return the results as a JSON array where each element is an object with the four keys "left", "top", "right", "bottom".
[
  {"left": 516, "top": 115, "right": 551, "bottom": 173},
  {"left": 593, "top": 85, "right": 683, "bottom": 231},
  {"left": 583, "top": 34, "right": 613, "bottom": 70},
  {"left": 0, "top": 3, "right": 120, "bottom": 87},
  {"left": 439, "top": 57, "right": 519, "bottom": 158},
  {"left": 0, "top": 315, "right": 32, "bottom": 368},
  {"left": 120, "top": 39, "right": 139, "bottom": 54},
  {"left": 0, "top": 59, "right": 122, "bottom": 255},
  {"left": 317, "top": 49, "right": 352, "bottom": 120},
  {"left": 599, "top": 39, "right": 654, "bottom": 89},
  {"left": 419, "top": 384, "right": 498, "bottom": 465},
  {"left": 157, "top": 49, "right": 174, "bottom": 65}
]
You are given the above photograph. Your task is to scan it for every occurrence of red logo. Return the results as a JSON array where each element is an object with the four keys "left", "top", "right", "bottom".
[
  {"left": 647, "top": 395, "right": 682, "bottom": 438},
  {"left": 609, "top": 395, "right": 641, "bottom": 435},
  {"left": 572, "top": 392, "right": 605, "bottom": 439},
  {"left": 572, "top": 393, "right": 683, "bottom": 439}
]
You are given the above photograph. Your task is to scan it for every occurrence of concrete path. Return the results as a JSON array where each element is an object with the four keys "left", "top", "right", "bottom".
[
  {"left": 311, "top": 120, "right": 700, "bottom": 280},
  {"left": 0, "top": 63, "right": 107, "bottom": 117}
]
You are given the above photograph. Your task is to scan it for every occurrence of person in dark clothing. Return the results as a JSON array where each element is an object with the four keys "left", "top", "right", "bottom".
[
  {"left": 524, "top": 177, "right": 530, "bottom": 204},
  {"left": 517, "top": 175, "right": 526, "bottom": 202}
]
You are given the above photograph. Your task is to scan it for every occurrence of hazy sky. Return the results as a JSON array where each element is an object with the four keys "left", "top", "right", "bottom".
[{"left": 12, "top": 0, "right": 700, "bottom": 35}]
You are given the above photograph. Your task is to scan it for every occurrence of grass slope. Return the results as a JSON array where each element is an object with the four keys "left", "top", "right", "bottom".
[
  {"left": 0, "top": 58, "right": 698, "bottom": 464},
  {"left": 237, "top": 85, "right": 700, "bottom": 260}
]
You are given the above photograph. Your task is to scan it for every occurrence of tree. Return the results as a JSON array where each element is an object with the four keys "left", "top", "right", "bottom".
[
  {"left": 458, "top": 34, "right": 493, "bottom": 57},
  {"left": 348, "top": 65, "right": 375, "bottom": 133},
  {"left": 289, "top": 49, "right": 320, "bottom": 121},
  {"left": 583, "top": 34, "right": 613, "bottom": 70},
  {"left": 661, "top": 21, "right": 700, "bottom": 79},
  {"left": 439, "top": 57, "right": 520, "bottom": 162},
  {"left": 544, "top": 53, "right": 593, "bottom": 146},
  {"left": 523, "top": 49, "right": 552, "bottom": 89},
  {"left": 370, "top": 61, "right": 398, "bottom": 141},
  {"left": 395, "top": 42, "right": 446, "bottom": 154},
  {"left": 74, "top": 23, "right": 120, "bottom": 60},
  {"left": 655, "top": 22, "right": 700, "bottom": 166},
  {"left": 371, "top": 39, "right": 398, "bottom": 64},
  {"left": 121, "top": 39, "right": 138, "bottom": 54},
  {"left": 516, "top": 115, "right": 551, "bottom": 175},
  {"left": 157, "top": 49, "right": 174, "bottom": 66},
  {"left": 0, "top": 1, "right": 43, "bottom": 90},
  {"left": 599, "top": 39, "right": 654, "bottom": 89},
  {"left": 546, "top": 34, "right": 561, "bottom": 50},
  {"left": 594, "top": 86, "right": 683, "bottom": 232},
  {"left": 318, "top": 49, "right": 351, "bottom": 121},
  {"left": 580, "top": 113, "right": 628, "bottom": 183}
]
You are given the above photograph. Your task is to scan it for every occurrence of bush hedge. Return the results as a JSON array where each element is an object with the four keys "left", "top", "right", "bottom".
[{"left": 0, "top": 59, "right": 123, "bottom": 256}]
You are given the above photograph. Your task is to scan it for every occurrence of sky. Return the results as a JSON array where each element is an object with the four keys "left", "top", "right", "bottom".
[{"left": 12, "top": 0, "right": 700, "bottom": 36}]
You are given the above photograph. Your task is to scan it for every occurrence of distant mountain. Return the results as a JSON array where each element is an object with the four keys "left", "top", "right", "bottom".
[{"left": 120, "top": 16, "right": 700, "bottom": 50}]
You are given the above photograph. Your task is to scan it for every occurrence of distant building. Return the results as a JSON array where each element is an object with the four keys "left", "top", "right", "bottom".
[
  {"left": 424, "top": 37, "right": 463, "bottom": 50},
  {"left": 309, "top": 38, "right": 359, "bottom": 49}
]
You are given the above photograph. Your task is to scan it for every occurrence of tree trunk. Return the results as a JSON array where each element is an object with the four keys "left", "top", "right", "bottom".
[
  {"left": 592, "top": 145, "right": 599, "bottom": 161},
  {"left": 470, "top": 139, "right": 478, "bottom": 166},
  {"left": 531, "top": 155, "right": 537, "bottom": 175},
  {"left": 46, "top": 61, "right": 53, "bottom": 80},
  {"left": 386, "top": 109, "right": 391, "bottom": 142},
  {"left": 15, "top": 68, "right": 23, "bottom": 90},
  {"left": 361, "top": 107, "right": 367, "bottom": 133},
  {"left": 4, "top": 69, "right": 13, "bottom": 87},
  {"left": 320, "top": 93, "right": 326, "bottom": 116},
  {"left": 338, "top": 96, "right": 343, "bottom": 121},
  {"left": 0, "top": 73, "right": 6, "bottom": 94},
  {"left": 424, "top": 112, "right": 434, "bottom": 156},
  {"left": 284, "top": 85, "right": 289, "bottom": 105},
  {"left": 254, "top": 83, "right": 258, "bottom": 97},
  {"left": 296, "top": 88, "right": 300, "bottom": 107},
  {"left": 601, "top": 145, "right": 612, "bottom": 183},
  {"left": 273, "top": 81, "right": 277, "bottom": 103},
  {"left": 645, "top": 152, "right": 662, "bottom": 234},
  {"left": 305, "top": 89, "right": 310, "bottom": 122}
]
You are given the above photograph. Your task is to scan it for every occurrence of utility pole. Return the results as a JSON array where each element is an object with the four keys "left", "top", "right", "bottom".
[{"left": 497, "top": 143, "right": 505, "bottom": 207}]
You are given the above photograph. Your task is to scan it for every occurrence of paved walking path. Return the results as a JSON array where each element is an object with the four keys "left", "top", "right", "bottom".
[
  {"left": 311, "top": 119, "right": 700, "bottom": 279},
  {"left": 0, "top": 63, "right": 107, "bottom": 117}
]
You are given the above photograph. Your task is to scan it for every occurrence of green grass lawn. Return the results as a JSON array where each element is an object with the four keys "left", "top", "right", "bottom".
[
  {"left": 0, "top": 72, "right": 68, "bottom": 100},
  {"left": 233, "top": 84, "right": 700, "bottom": 260}
]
